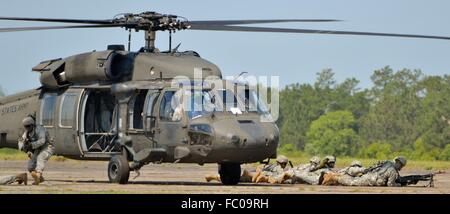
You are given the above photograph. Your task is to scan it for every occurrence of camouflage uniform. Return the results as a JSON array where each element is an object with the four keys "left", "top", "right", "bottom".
[
  {"left": 18, "top": 117, "right": 54, "bottom": 185},
  {"left": 254, "top": 155, "right": 289, "bottom": 183},
  {"left": 337, "top": 160, "right": 365, "bottom": 177},
  {"left": 0, "top": 173, "right": 27, "bottom": 185},
  {"left": 291, "top": 156, "right": 335, "bottom": 185},
  {"left": 0, "top": 175, "right": 16, "bottom": 185},
  {"left": 331, "top": 157, "right": 406, "bottom": 187}
]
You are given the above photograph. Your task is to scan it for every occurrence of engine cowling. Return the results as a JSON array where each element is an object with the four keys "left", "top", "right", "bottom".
[{"left": 33, "top": 50, "right": 133, "bottom": 89}]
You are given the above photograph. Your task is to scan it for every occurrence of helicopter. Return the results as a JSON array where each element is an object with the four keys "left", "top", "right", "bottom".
[{"left": 0, "top": 11, "right": 449, "bottom": 185}]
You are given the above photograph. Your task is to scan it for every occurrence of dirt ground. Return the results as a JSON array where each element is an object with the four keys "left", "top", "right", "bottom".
[{"left": 0, "top": 160, "right": 448, "bottom": 194}]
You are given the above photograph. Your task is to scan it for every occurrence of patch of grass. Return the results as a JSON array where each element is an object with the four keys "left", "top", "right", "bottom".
[
  {"left": 0, "top": 148, "right": 27, "bottom": 160},
  {"left": 0, "top": 148, "right": 68, "bottom": 161}
]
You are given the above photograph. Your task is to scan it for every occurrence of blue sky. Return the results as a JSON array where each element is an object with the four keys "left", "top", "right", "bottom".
[{"left": 1, "top": 0, "right": 450, "bottom": 94}]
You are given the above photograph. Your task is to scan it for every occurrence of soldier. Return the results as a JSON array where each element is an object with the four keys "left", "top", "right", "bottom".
[
  {"left": 270, "top": 155, "right": 336, "bottom": 184},
  {"left": 322, "top": 155, "right": 336, "bottom": 170},
  {"left": 322, "top": 156, "right": 407, "bottom": 187},
  {"left": 0, "top": 173, "right": 27, "bottom": 185},
  {"left": 253, "top": 155, "right": 290, "bottom": 183},
  {"left": 18, "top": 116, "right": 55, "bottom": 185}
]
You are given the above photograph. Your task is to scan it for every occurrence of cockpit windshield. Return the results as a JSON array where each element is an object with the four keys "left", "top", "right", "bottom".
[
  {"left": 184, "top": 90, "right": 216, "bottom": 119},
  {"left": 237, "top": 89, "right": 270, "bottom": 115},
  {"left": 174, "top": 87, "right": 269, "bottom": 120}
]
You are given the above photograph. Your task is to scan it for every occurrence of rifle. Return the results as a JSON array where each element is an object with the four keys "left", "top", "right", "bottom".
[
  {"left": 362, "top": 161, "right": 389, "bottom": 174},
  {"left": 19, "top": 137, "right": 33, "bottom": 158},
  {"left": 396, "top": 171, "right": 445, "bottom": 187}
]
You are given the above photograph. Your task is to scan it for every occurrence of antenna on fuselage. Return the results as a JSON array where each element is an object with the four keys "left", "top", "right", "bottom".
[{"left": 128, "top": 29, "right": 132, "bottom": 51}]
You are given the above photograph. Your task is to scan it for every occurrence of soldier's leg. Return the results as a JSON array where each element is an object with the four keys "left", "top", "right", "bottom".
[
  {"left": 293, "top": 171, "right": 320, "bottom": 185},
  {"left": 0, "top": 175, "right": 17, "bottom": 185},
  {"left": 255, "top": 171, "right": 271, "bottom": 183},
  {"left": 321, "top": 172, "right": 341, "bottom": 185},
  {"left": 251, "top": 166, "right": 263, "bottom": 183},
  {"left": 27, "top": 152, "right": 38, "bottom": 173},
  {"left": 345, "top": 175, "right": 372, "bottom": 186},
  {"left": 332, "top": 174, "right": 370, "bottom": 186},
  {"left": 255, "top": 175, "right": 269, "bottom": 183},
  {"left": 33, "top": 148, "right": 54, "bottom": 185},
  {"left": 240, "top": 169, "right": 253, "bottom": 183}
]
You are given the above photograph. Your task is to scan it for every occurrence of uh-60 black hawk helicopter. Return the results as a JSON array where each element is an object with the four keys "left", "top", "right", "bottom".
[{"left": 0, "top": 12, "right": 449, "bottom": 185}]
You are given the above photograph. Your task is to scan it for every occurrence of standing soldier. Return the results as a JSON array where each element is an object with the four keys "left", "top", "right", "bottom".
[
  {"left": 18, "top": 116, "right": 55, "bottom": 185},
  {"left": 322, "top": 156, "right": 407, "bottom": 187},
  {"left": 0, "top": 173, "right": 27, "bottom": 185}
]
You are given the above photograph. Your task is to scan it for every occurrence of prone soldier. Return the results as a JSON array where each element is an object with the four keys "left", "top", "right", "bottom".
[
  {"left": 321, "top": 156, "right": 407, "bottom": 187},
  {"left": 270, "top": 155, "right": 336, "bottom": 184},
  {"left": 253, "top": 155, "right": 290, "bottom": 183}
]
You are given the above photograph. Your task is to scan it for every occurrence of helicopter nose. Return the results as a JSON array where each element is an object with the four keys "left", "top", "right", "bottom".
[{"left": 210, "top": 118, "right": 279, "bottom": 163}]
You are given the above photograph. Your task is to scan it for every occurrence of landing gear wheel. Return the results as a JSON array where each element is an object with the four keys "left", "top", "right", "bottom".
[
  {"left": 108, "top": 153, "right": 130, "bottom": 184},
  {"left": 218, "top": 163, "right": 241, "bottom": 185}
]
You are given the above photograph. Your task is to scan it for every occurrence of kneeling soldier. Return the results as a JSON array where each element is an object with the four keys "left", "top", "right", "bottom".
[{"left": 18, "top": 116, "right": 55, "bottom": 185}]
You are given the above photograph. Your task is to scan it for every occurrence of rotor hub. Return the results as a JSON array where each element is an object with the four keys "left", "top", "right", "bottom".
[{"left": 113, "top": 12, "right": 190, "bottom": 32}]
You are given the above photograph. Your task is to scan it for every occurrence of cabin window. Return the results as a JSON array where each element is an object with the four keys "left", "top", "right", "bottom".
[
  {"left": 128, "top": 90, "right": 147, "bottom": 130},
  {"left": 41, "top": 93, "right": 57, "bottom": 127},
  {"left": 60, "top": 93, "right": 77, "bottom": 128},
  {"left": 0, "top": 133, "right": 6, "bottom": 145},
  {"left": 146, "top": 93, "right": 159, "bottom": 117},
  {"left": 159, "top": 91, "right": 182, "bottom": 122}
]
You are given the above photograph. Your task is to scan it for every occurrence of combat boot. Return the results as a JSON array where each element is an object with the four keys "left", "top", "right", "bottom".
[
  {"left": 321, "top": 172, "right": 340, "bottom": 185},
  {"left": 31, "top": 171, "right": 41, "bottom": 185},
  {"left": 252, "top": 169, "right": 261, "bottom": 183},
  {"left": 255, "top": 175, "right": 269, "bottom": 183},
  {"left": 15, "top": 173, "right": 27, "bottom": 185},
  {"left": 205, "top": 175, "right": 220, "bottom": 182},
  {"left": 240, "top": 169, "right": 253, "bottom": 183}
]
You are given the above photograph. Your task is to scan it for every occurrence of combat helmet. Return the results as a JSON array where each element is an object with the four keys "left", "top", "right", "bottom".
[
  {"left": 350, "top": 160, "right": 362, "bottom": 167},
  {"left": 276, "top": 155, "right": 289, "bottom": 164},
  {"left": 325, "top": 155, "right": 336, "bottom": 163},
  {"left": 310, "top": 156, "right": 320, "bottom": 165},
  {"left": 22, "top": 116, "right": 35, "bottom": 127},
  {"left": 394, "top": 156, "right": 407, "bottom": 167}
]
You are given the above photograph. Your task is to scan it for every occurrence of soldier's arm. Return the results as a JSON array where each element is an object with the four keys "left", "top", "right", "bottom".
[
  {"left": 17, "top": 132, "right": 27, "bottom": 151},
  {"left": 386, "top": 169, "right": 401, "bottom": 187},
  {"left": 31, "top": 127, "right": 47, "bottom": 149}
]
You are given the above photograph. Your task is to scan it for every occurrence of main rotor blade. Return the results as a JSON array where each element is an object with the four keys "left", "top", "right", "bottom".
[
  {"left": 188, "top": 19, "right": 341, "bottom": 25},
  {"left": 189, "top": 24, "right": 450, "bottom": 41},
  {"left": 0, "top": 24, "right": 127, "bottom": 33},
  {"left": 0, "top": 16, "right": 113, "bottom": 24}
]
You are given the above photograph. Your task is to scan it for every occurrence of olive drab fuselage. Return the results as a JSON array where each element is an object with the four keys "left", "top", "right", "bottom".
[{"left": 0, "top": 48, "right": 279, "bottom": 165}]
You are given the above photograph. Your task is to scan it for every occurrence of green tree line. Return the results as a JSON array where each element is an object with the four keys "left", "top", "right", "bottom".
[{"left": 278, "top": 66, "right": 450, "bottom": 161}]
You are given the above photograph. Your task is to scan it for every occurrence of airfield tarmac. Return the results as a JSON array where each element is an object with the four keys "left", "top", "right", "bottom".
[{"left": 0, "top": 160, "right": 449, "bottom": 194}]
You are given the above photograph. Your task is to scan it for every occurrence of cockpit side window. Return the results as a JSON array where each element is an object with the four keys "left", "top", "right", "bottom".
[
  {"left": 41, "top": 93, "right": 57, "bottom": 127},
  {"left": 159, "top": 91, "right": 182, "bottom": 122}
]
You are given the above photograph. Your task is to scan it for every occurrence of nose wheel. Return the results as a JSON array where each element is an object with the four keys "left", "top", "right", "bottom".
[
  {"left": 108, "top": 153, "right": 130, "bottom": 184},
  {"left": 218, "top": 163, "right": 241, "bottom": 185}
]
